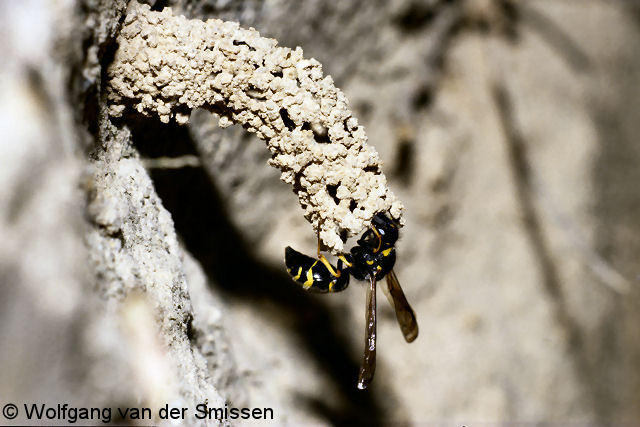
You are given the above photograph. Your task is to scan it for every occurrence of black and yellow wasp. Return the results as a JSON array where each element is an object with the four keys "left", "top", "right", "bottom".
[{"left": 285, "top": 212, "right": 418, "bottom": 389}]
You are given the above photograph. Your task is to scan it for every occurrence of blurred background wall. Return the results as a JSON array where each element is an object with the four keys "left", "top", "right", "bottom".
[{"left": 1, "top": 0, "right": 640, "bottom": 424}]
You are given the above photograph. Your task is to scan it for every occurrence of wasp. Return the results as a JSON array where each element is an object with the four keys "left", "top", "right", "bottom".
[{"left": 285, "top": 213, "right": 419, "bottom": 389}]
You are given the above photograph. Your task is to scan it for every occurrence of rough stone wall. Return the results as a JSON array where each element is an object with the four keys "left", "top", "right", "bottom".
[{"left": 2, "top": 0, "right": 640, "bottom": 425}]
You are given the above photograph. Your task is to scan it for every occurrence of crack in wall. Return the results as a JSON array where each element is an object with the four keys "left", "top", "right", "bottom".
[{"left": 492, "top": 82, "right": 601, "bottom": 421}]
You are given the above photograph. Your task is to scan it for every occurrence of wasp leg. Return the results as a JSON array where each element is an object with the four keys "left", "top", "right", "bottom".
[
  {"left": 371, "top": 225, "right": 382, "bottom": 253},
  {"left": 318, "top": 254, "right": 341, "bottom": 277},
  {"left": 315, "top": 233, "right": 348, "bottom": 283},
  {"left": 338, "top": 254, "right": 353, "bottom": 268},
  {"left": 357, "top": 222, "right": 384, "bottom": 253},
  {"left": 317, "top": 253, "right": 351, "bottom": 292},
  {"left": 357, "top": 275, "right": 377, "bottom": 390},
  {"left": 315, "top": 232, "right": 343, "bottom": 278}
]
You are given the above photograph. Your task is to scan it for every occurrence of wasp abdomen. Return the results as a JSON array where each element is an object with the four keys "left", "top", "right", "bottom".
[{"left": 285, "top": 246, "right": 349, "bottom": 293}]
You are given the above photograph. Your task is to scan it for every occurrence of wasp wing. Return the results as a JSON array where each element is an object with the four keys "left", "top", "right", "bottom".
[
  {"left": 357, "top": 275, "right": 377, "bottom": 390},
  {"left": 384, "top": 270, "right": 418, "bottom": 343}
]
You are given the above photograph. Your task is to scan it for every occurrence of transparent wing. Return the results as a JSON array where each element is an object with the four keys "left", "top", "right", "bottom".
[
  {"left": 357, "top": 275, "right": 377, "bottom": 390},
  {"left": 384, "top": 270, "right": 418, "bottom": 343}
]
